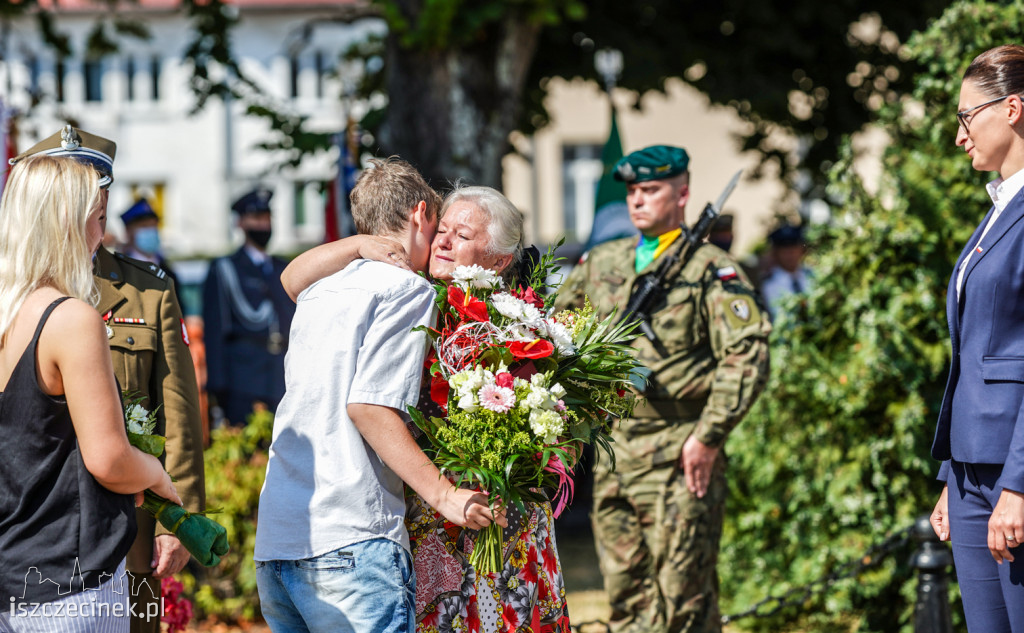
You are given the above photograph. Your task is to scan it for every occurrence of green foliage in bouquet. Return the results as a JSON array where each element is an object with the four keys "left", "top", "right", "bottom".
[
  {"left": 179, "top": 407, "right": 274, "bottom": 623},
  {"left": 718, "top": 2, "right": 1020, "bottom": 630},
  {"left": 124, "top": 394, "right": 166, "bottom": 458}
]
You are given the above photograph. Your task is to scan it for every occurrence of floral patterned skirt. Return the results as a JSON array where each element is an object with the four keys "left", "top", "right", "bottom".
[{"left": 406, "top": 490, "right": 572, "bottom": 633}]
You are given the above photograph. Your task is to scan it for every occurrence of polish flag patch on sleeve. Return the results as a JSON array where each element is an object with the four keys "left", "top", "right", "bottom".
[
  {"left": 181, "top": 319, "right": 190, "bottom": 346},
  {"left": 717, "top": 266, "right": 738, "bottom": 281}
]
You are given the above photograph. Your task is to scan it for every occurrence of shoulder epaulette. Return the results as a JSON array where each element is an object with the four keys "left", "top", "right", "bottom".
[{"left": 115, "top": 252, "right": 168, "bottom": 281}]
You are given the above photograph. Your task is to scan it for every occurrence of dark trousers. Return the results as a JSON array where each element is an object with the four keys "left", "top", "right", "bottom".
[{"left": 948, "top": 460, "right": 1024, "bottom": 633}]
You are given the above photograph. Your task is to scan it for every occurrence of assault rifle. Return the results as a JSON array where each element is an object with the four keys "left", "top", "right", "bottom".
[{"left": 618, "top": 170, "right": 742, "bottom": 341}]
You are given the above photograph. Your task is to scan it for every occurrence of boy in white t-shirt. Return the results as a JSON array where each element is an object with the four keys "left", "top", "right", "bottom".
[{"left": 254, "top": 158, "right": 499, "bottom": 633}]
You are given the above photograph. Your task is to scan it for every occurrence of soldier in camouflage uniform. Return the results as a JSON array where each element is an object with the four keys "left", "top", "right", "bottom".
[{"left": 555, "top": 145, "right": 771, "bottom": 633}]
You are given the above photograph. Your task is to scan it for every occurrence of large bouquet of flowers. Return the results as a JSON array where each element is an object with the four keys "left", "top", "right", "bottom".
[{"left": 408, "top": 248, "right": 643, "bottom": 573}]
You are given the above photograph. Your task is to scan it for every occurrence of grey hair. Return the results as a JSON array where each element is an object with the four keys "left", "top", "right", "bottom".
[{"left": 441, "top": 185, "right": 524, "bottom": 276}]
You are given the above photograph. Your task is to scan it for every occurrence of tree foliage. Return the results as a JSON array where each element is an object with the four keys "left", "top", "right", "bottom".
[
  {"left": 4, "top": 0, "right": 950, "bottom": 192},
  {"left": 526, "top": 0, "right": 949, "bottom": 196},
  {"left": 718, "top": 2, "right": 1021, "bottom": 630}
]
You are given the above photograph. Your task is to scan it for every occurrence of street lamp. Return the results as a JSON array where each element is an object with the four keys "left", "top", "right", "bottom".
[{"left": 594, "top": 48, "right": 623, "bottom": 94}]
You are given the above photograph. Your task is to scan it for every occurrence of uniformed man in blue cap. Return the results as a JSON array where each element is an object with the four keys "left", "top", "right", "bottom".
[
  {"left": 120, "top": 198, "right": 183, "bottom": 306},
  {"left": 10, "top": 125, "right": 206, "bottom": 633},
  {"left": 201, "top": 187, "right": 295, "bottom": 427},
  {"left": 760, "top": 222, "right": 813, "bottom": 318},
  {"left": 556, "top": 144, "right": 771, "bottom": 633}
]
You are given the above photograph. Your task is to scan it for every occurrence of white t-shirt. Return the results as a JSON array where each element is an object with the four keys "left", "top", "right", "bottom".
[{"left": 254, "top": 260, "right": 436, "bottom": 561}]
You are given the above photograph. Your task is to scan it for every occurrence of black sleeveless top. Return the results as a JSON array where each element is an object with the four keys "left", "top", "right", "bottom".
[{"left": 0, "top": 297, "right": 136, "bottom": 604}]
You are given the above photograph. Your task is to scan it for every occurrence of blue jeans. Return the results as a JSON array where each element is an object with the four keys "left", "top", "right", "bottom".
[{"left": 255, "top": 538, "right": 415, "bottom": 633}]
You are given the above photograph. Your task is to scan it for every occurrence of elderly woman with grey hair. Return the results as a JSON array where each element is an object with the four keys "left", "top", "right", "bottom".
[{"left": 283, "top": 184, "right": 571, "bottom": 632}]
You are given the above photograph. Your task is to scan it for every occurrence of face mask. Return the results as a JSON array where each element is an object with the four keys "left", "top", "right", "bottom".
[
  {"left": 245, "top": 228, "right": 273, "bottom": 249},
  {"left": 134, "top": 227, "right": 161, "bottom": 255}
]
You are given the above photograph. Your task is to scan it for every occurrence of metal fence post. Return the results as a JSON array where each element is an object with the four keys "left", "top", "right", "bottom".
[{"left": 910, "top": 515, "right": 953, "bottom": 633}]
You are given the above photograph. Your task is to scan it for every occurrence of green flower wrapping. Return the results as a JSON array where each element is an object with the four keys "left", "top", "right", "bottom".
[{"left": 141, "top": 491, "right": 229, "bottom": 567}]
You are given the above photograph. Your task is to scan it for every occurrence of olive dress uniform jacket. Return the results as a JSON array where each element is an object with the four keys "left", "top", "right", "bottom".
[
  {"left": 94, "top": 248, "right": 206, "bottom": 573},
  {"left": 202, "top": 248, "right": 294, "bottom": 420},
  {"left": 934, "top": 192, "right": 1024, "bottom": 494}
]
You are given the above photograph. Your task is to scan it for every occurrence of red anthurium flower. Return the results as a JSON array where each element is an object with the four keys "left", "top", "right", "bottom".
[
  {"left": 447, "top": 286, "right": 490, "bottom": 322},
  {"left": 508, "top": 339, "right": 554, "bottom": 359},
  {"left": 430, "top": 374, "right": 450, "bottom": 412},
  {"left": 514, "top": 285, "right": 545, "bottom": 309},
  {"left": 495, "top": 372, "right": 515, "bottom": 389}
]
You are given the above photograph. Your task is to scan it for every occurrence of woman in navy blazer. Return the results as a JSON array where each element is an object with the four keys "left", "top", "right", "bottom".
[{"left": 930, "top": 44, "right": 1024, "bottom": 632}]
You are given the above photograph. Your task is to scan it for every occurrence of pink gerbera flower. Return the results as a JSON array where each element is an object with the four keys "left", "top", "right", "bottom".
[{"left": 479, "top": 384, "right": 515, "bottom": 413}]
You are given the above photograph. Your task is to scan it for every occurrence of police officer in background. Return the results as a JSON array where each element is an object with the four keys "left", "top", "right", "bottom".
[
  {"left": 555, "top": 145, "right": 771, "bottom": 633},
  {"left": 120, "top": 198, "right": 183, "bottom": 307},
  {"left": 202, "top": 188, "right": 294, "bottom": 427},
  {"left": 9, "top": 125, "right": 206, "bottom": 633}
]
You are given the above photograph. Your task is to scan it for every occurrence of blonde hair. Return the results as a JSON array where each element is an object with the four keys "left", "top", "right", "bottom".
[
  {"left": 441, "top": 185, "right": 524, "bottom": 276},
  {"left": 349, "top": 157, "right": 441, "bottom": 235},
  {"left": 0, "top": 155, "right": 100, "bottom": 339}
]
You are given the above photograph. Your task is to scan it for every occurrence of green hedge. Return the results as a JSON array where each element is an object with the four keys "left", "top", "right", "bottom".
[{"left": 181, "top": 408, "right": 273, "bottom": 623}]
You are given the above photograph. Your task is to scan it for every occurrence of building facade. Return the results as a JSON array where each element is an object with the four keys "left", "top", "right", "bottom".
[{"left": 2, "top": 0, "right": 381, "bottom": 265}]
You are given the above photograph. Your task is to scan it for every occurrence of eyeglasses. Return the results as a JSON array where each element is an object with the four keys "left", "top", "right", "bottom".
[{"left": 957, "top": 95, "right": 1011, "bottom": 132}]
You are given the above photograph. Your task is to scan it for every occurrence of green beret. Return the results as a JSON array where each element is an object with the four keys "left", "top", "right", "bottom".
[{"left": 613, "top": 145, "right": 690, "bottom": 183}]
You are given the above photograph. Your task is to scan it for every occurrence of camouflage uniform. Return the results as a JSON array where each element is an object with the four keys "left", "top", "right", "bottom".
[{"left": 556, "top": 236, "right": 771, "bottom": 633}]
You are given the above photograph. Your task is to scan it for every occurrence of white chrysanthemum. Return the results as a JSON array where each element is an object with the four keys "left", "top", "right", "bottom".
[
  {"left": 529, "top": 409, "right": 565, "bottom": 444},
  {"left": 125, "top": 404, "right": 151, "bottom": 435},
  {"left": 540, "top": 319, "right": 576, "bottom": 354},
  {"left": 513, "top": 377, "right": 529, "bottom": 390},
  {"left": 505, "top": 323, "right": 536, "bottom": 342},
  {"left": 530, "top": 373, "right": 548, "bottom": 388},
  {"left": 451, "top": 264, "right": 502, "bottom": 289},
  {"left": 491, "top": 293, "right": 522, "bottom": 318},
  {"left": 490, "top": 292, "right": 542, "bottom": 325}
]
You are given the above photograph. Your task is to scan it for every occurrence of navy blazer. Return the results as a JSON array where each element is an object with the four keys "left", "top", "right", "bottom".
[{"left": 933, "top": 190, "right": 1024, "bottom": 493}]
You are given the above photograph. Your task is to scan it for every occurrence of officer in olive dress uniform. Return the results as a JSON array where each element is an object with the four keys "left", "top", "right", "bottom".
[
  {"left": 9, "top": 126, "right": 206, "bottom": 633},
  {"left": 202, "top": 189, "right": 294, "bottom": 426},
  {"left": 555, "top": 145, "right": 772, "bottom": 633}
]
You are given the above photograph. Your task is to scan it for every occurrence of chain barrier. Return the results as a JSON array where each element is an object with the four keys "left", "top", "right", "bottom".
[{"left": 569, "top": 521, "right": 916, "bottom": 633}]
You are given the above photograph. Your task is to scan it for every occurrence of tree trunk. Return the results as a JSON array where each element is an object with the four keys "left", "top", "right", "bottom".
[{"left": 379, "top": 14, "right": 541, "bottom": 191}]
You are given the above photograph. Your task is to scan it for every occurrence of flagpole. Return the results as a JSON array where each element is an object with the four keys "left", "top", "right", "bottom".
[{"left": 587, "top": 49, "right": 632, "bottom": 251}]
